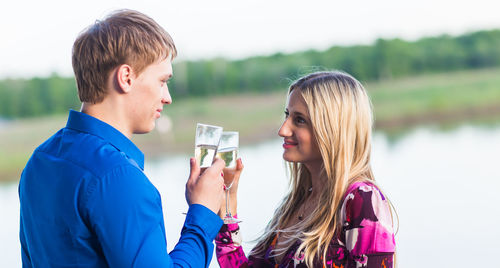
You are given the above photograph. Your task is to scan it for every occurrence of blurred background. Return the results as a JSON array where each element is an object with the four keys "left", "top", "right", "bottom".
[{"left": 1, "top": 0, "right": 499, "bottom": 267}]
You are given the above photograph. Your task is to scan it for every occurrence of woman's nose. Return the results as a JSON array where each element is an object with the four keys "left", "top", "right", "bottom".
[{"left": 278, "top": 118, "right": 292, "bottom": 137}]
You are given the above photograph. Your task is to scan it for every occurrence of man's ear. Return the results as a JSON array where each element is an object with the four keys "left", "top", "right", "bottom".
[{"left": 115, "top": 64, "right": 134, "bottom": 93}]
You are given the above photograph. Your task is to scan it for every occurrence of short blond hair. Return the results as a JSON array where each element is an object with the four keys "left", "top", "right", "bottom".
[{"left": 72, "top": 9, "right": 177, "bottom": 103}]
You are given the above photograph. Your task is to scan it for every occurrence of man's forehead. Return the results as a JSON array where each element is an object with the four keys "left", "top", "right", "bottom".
[{"left": 157, "top": 58, "right": 173, "bottom": 74}]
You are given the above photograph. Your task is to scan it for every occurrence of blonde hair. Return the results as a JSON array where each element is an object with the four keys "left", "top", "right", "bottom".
[
  {"left": 72, "top": 9, "right": 177, "bottom": 103},
  {"left": 251, "top": 71, "right": 392, "bottom": 267}
]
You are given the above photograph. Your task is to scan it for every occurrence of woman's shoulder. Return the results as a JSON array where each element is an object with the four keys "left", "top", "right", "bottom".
[
  {"left": 345, "top": 180, "right": 383, "bottom": 196},
  {"left": 340, "top": 180, "right": 396, "bottom": 256},
  {"left": 341, "top": 180, "right": 392, "bottom": 225},
  {"left": 343, "top": 180, "right": 388, "bottom": 205}
]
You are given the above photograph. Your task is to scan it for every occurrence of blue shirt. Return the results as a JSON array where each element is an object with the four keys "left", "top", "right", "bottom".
[{"left": 19, "top": 110, "right": 223, "bottom": 267}]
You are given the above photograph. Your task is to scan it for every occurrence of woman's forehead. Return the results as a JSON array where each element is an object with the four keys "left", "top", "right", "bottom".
[{"left": 286, "top": 90, "right": 308, "bottom": 112}]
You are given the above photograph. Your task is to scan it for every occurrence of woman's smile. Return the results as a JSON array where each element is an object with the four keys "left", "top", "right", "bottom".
[{"left": 283, "top": 139, "right": 298, "bottom": 149}]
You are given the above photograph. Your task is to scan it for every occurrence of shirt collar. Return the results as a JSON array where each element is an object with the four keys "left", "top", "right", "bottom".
[{"left": 65, "top": 110, "right": 145, "bottom": 170}]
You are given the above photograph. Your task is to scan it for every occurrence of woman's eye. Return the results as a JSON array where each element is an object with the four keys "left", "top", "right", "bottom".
[
  {"left": 295, "top": 116, "right": 306, "bottom": 124},
  {"left": 284, "top": 111, "right": 289, "bottom": 118}
]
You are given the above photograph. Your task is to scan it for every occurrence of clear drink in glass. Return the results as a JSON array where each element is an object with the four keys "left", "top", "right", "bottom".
[
  {"left": 194, "top": 123, "right": 223, "bottom": 168},
  {"left": 218, "top": 131, "right": 240, "bottom": 224}
]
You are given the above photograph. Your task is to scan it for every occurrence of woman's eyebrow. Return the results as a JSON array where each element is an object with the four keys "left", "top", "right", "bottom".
[{"left": 290, "top": 110, "right": 306, "bottom": 117}]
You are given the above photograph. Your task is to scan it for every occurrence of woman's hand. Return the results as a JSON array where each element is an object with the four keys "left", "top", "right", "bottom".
[{"left": 218, "top": 158, "right": 244, "bottom": 218}]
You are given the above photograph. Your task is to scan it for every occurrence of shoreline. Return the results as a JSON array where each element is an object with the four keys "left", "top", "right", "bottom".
[
  {"left": 2, "top": 68, "right": 500, "bottom": 182},
  {"left": 2, "top": 108, "right": 499, "bottom": 183}
]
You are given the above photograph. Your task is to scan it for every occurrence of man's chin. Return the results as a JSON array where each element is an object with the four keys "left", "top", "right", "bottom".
[{"left": 133, "top": 124, "right": 155, "bottom": 135}]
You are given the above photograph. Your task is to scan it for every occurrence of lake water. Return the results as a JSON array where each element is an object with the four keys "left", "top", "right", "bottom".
[{"left": 1, "top": 124, "right": 499, "bottom": 267}]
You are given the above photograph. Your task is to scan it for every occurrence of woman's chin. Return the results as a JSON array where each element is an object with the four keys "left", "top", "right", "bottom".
[{"left": 282, "top": 153, "right": 298, "bottom": 163}]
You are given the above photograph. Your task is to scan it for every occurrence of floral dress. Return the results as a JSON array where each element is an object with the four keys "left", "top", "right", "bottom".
[{"left": 215, "top": 182, "right": 396, "bottom": 267}]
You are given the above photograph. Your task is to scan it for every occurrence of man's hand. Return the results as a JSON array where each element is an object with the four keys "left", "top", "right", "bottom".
[{"left": 186, "top": 157, "right": 225, "bottom": 213}]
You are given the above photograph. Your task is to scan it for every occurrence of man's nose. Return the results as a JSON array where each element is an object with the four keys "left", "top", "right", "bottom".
[{"left": 162, "top": 88, "right": 172, "bottom": 105}]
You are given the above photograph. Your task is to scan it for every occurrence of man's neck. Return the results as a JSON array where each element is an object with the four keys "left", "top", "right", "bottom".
[{"left": 80, "top": 101, "right": 132, "bottom": 138}]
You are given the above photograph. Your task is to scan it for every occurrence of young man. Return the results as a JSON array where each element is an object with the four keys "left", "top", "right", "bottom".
[{"left": 19, "top": 9, "right": 225, "bottom": 267}]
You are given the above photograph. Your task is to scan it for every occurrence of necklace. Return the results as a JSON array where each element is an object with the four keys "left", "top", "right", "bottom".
[{"left": 298, "top": 187, "right": 313, "bottom": 220}]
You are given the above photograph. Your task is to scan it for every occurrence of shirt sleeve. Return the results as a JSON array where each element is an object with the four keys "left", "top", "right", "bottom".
[
  {"left": 170, "top": 204, "right": 224, "bottom": 267},
  {"left": 19, "top": 213, "right": 33, "bottom": 268},
  {"left": 341, "top": 183, "right": 396, "bottom": 268},
  {"left": 85, "top": 164, "right": 223, "bottom": 268},
  {"left": 215, "top": 221, "right": 249, "bottom": 267}
]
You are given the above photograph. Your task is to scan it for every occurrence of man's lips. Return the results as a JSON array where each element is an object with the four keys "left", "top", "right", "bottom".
[{"left": 155, "top": 108, "right": 163, "bottom": 118}]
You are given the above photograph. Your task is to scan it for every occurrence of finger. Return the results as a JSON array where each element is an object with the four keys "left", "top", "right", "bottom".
[
  {"left": 207, "top": 157, "right": 226, "bottom": 174},
  {"left": 187, "top": 157, "right": 200, "bottom": 183}
]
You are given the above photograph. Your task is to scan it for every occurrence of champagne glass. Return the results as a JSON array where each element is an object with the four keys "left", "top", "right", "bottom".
[
  {"left": 216, "top": 131, "right": 240, "bottom": 224},
  {"left": 195, "top": 123, "right": 223, "bottom": 168},
  {"left": 182, "top": 123, "right": 223, "bottom": 216}
]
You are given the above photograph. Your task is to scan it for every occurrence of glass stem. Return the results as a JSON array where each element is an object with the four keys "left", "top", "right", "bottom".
[{"left": 225, "top": 187, "right": 231, "bottom": 218}]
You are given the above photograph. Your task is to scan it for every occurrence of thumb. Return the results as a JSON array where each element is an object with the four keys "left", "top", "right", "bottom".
[
  {"left": 231, "top": 158, "right": 244, "bottom": 186},
  {"left": 236, "top": 158, "right": 244, "bottom": 172},
  {"left": 188, "top": 157, "right": 200, "bottom": 183},
  {"left": 235, "top": 158, "right": 244, "bottom": 177}
]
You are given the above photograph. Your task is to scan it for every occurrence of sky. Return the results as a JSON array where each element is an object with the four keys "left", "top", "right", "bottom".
[{"left": 1, "top": 0, "right": 499, "bottom": 79}]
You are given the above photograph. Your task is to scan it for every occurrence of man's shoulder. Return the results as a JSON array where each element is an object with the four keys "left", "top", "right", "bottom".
[{"left": 33, "top": 127, "right": 140, "bottom": 178}]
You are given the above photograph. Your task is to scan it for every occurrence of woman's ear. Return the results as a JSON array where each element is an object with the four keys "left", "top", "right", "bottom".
[{"left": 115, "top": 64, "right": 134, "bottom": 93}]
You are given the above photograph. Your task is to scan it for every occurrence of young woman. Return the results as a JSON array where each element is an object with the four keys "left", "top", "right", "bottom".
[{"left": 217, "top": 71, "right": 396, "bottom": 267}]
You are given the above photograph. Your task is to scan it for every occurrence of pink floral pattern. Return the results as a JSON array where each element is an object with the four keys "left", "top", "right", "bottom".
[{"left": 216, "top": 182, "right": 395, "bottom": 267}]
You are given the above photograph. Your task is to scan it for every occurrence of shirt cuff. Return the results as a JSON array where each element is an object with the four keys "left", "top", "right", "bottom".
[{"left": 185, "top": 204, "right": 224, "bottom": 239}]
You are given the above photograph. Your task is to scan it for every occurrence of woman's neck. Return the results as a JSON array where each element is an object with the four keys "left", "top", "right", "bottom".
[{"left": 304, "top": 161, "right": 323, "bottom": 195}]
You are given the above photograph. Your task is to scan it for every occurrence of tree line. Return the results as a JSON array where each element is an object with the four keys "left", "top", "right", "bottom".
[{"left": 1, "top": 29, "right": 499, "bottom": 118}]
